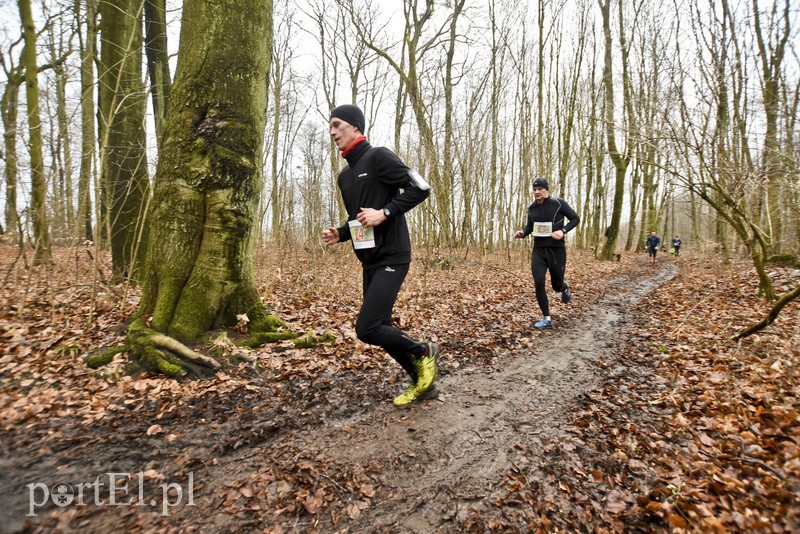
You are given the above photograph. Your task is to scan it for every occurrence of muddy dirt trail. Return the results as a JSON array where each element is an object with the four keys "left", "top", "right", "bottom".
[
  {"left": 3, "top": 262, "right": 676, "bottom": 533},
  {"left": 293, "top": 262, "right": 678, "bottom": 532},
  {"left": 197, "top": 261, "right": 676, "bottom": 533}
]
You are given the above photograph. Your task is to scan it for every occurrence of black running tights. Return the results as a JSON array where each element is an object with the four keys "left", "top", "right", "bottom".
[
  {"left": 356, "top": 264, "right": 423, "bottom": 382},
  {"left": 531, "top": 247, "right": 567, "bottom": 317}
]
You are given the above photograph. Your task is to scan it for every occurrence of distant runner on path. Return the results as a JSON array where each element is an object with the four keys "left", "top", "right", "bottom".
[
  {"left": 672, "top": 236, "right": 682, "bottom": 256},
  {"left": 646, "top": 231, "right": 661, "bottom": 265},
  {"left": 514, "top": 177, "right": 580, "bottom": 329},
  {"left": 322, "top": 104, "right": 440, "bottom": 408}
]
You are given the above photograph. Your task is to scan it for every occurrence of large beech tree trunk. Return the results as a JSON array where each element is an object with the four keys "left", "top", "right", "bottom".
[{"left": 129, "top": 0, "right": 282, "bottom": 377}]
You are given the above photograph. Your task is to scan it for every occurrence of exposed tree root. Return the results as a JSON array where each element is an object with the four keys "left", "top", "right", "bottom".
[
  {"left": 126, "top": 320, "right": 221, "bottom": 380},
  {"left": 89, "top": 311, "right": 310, "bottom": 378},
  {"left": 240, "top": 313, "right": 301, "bottom": 348},
  {"left": 85, "top": 346, "right": 127, "bottom": 369},
  {"left": 292, "top": 330, "right": 336, "bottom": 348},
  {"left": 241, "top": 331, "right": 298, "bottom": 348}
]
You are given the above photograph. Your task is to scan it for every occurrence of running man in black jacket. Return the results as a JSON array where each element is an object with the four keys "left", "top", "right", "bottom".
[
  {"left": 514, "top": 177, "right": 580, "bottom": 328},
  {"left": 646, "top": 231, "right": 661, "bottom": 265},
  {"left": 322, "top": 105, "right": 439, "bottom": 408}
]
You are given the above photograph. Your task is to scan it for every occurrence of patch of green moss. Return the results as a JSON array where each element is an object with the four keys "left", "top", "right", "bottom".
[
  {"left": 156, "top": 356, "right": 185, "bottom": 378},
  {"left": 250, "top": 314, "right": 286, "bottom": 333},
  {"left": 241, "top": 331, "right": 298, "bottom": 349},
  {"left": 293, "top": 331, "right": 336, "bottom": 349},
  {"left": 85, "top": 346, "right": 127, "bottom": 369}
]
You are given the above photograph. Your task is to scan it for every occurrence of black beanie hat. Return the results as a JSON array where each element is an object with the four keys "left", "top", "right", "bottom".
[
  {"left": 532, "top": 177, "right": 549, "bottom": 190},
  {"left": 330, "top": 105, "right": 366, "bottom": 134}
]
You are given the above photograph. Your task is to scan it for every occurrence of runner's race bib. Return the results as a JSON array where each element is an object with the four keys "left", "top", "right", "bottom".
[
  {"left": 349, "top": 220, "right": 376, "bottom": 249},
  {"left": 532, "top": 221, "right": 553, "bottom": 237}
]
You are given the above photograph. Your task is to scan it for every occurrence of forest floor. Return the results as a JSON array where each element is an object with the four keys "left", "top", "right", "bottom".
[{"left": 0, "top": 242, "right": 798, "bottom": 533}]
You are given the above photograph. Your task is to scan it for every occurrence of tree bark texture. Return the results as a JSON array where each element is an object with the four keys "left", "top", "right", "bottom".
[
  {"left": 2, "top": 68, "right": 22, "bottom": 237},
  {"left": 76, "top": 0, "right": 97, "bottom": 242},
  {"left": 135, "top": 0, "right": 275, "bottom": 347},
  {"left": 18, "top": 0, "right": 52, "bottom": 265},
  {"left": 144, "top": 0, "right": 171, "bottom": 146},
  {"left": 98, "top": 0, "right": 149, "bottom": 278},
  {"left": 598, "top": 0, "right": 631, "bottom": 261}
]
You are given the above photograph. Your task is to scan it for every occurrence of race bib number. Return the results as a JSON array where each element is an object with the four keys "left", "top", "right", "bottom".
[
  {"left": 349, "top": 220, "right": 375, "bottom": 250},
  {"left": 532, "top": 221, "right": 553, "bottom": 237}
]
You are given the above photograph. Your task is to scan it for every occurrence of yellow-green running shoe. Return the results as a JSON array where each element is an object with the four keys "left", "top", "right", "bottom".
[
  {"left": 414, "top": 342, "right": 440, "bottom": 393},
  {"left": 393, "top": 383, "right": 439, "bottom": 408}
]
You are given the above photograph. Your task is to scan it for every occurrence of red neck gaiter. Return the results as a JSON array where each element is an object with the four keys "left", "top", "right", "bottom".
[{"left": 341, "top": 135, "right": 367, "bottom": 158}]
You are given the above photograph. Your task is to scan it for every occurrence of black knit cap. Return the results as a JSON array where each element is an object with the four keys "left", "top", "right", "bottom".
[
  {"left": 330, "top": 104, "right": 366, "bottom": 134},
  {"left": 532, "top": 177, "right": 549, "bottom": 190}
]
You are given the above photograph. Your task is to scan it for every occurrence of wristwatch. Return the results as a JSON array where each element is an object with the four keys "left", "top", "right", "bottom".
[{"left": 383, "top": 208, "right": 392, "bottom": 218}]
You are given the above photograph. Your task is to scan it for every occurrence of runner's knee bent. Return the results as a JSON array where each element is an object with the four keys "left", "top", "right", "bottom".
[{"left": 355, "top": 318, "right": 381, "bottom": 345}]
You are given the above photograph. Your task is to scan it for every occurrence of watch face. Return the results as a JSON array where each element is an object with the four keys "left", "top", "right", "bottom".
[{"left": 383, "top": 208, "right": 391, "bottom": 217}]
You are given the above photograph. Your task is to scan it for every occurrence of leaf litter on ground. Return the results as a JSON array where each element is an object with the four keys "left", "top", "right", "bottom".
[{"left": 0, "top": 243, "right": 798, "bottom": 532}]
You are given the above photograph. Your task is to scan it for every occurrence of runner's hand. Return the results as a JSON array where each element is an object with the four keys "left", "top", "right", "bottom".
[
  {"left": 357, "top": 207, "right": 386, "bottom": 228},
  {"left": 322, "top": 227, "right": 340, "bottom": 246}
]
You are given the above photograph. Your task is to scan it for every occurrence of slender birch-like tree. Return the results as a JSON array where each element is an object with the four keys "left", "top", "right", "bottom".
[
  {"left": 98, "top": 0, "right": 149, "bottom": 279},
  {"left": 1, "top": 41, "right": 23, "bottom": 238},
  {"left": 18, "top": 0, "right": 52, "bottom": 265},
  {"left": 75, "top": 0, "right": 96, "bottom": 242},
  {"left": 144, "top": 0, "right": 171, "bottom": 146}
]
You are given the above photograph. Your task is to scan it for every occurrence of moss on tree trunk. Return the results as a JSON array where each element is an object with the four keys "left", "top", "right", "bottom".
[{"left": 125, "top": 0, "right": 282, "bottom": 377}]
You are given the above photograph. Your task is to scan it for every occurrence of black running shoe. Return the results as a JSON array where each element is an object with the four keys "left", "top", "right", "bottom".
[{"left": 561, "top": 280, "right": 571, "bottom": 304}]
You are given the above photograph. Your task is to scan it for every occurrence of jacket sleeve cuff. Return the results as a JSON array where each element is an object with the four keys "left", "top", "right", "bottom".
[{"left": 337, "top": 224, "right": 352, "bottom": 242}]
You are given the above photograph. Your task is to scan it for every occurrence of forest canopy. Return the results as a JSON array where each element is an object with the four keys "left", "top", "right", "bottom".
[{"left": 0, "top": 0, "right": 797, "bottom": 260}]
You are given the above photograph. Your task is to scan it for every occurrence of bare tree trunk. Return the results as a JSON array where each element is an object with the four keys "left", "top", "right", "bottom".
[
  {"left": 269, "top": 55, "right": 283, "bottom": 243},
  {"left": 144, "top": 0, "right": 172, "bottom": 147},
  {"left": 18, "top": 0, "right": 52, "bottom": 265},
  {"left": 75, "top": 0, "right": 97, "bottom": 242},
  {"left": 625, "top": 158, "right": 641, "bottom": 251},
  {"left": 52, "top": 35, "right": 74, "bottom": 235},
  {"left": 442, "top": 0, "right": 466, "bottom": 247},
  {"left": 310, "top": 1, "right": 350, "bottom": 228},
  {"left": 49, "top": 89, "right": 65, "bottom": 236},
  {"left": 535, "top": 0, "right": 550, "bottom": 176},
  {"left": 131, "top": 0, "right": 283, "bottom": 378},
  {"left": 556, "top": 5, "right": 588, "bottom": 202},
  {"left": 752, "top": 0, "right": 790, "bottom": 255},
  {"left": 784, "top": 79, "right": 800, "bottom": 252},
  {"left": 1, "top": 57, "right": 22, "bottom": 238},
  {"left": 597, "top": 0, "right": 631, "bottom": 261},
  {"left": 578, "top": 38, "right": 602, "bottom": 251},
  {"left": 98, "top": 0, "right": 150, "bottom": 279}
]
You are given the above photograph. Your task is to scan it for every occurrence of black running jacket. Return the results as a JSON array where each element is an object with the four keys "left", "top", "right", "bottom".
[
  {"left": 521, "top": 197, "right": 580, "bottom": 248},
  {"left": 335, "top": 140, "right": 430, "bottom": 269}
]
